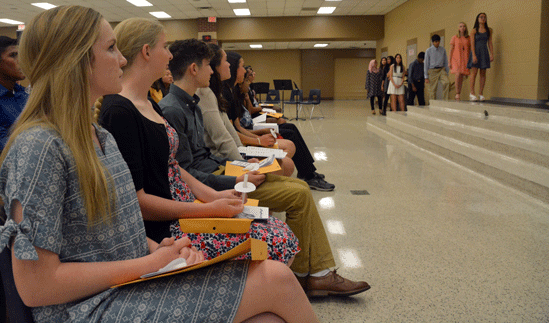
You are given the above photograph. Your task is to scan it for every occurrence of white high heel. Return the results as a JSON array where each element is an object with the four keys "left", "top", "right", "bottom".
[{"left": 469, "top": 94, "right": 478, "bottom": 101}]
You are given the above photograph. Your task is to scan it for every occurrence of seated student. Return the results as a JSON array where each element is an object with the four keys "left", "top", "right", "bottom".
[
  {"left": 98, "top": 18, "right": 299, "bottom": 264},
  {"left": 195, "top": 45, "right": 243, "bottom": 161},
  {"left": 195, "top": 45, "right": 294, "bottom": 177},
  {"left": 246, "top": 67, "right": 282, "bottom": 113},
  {"left": 0, "top": 6, "right": 317, "bottom": 323},
  {"left": 224, "top": 52, "right": 335, "bottom": 191},
  {"left": 148, "top": 67, "right": 173, "bottom": 103},
  {"left": 240, "top": 71, "right": 284, "bottom": 124},
  {"left": 160, "top": 39, "right": 371, "bottom": 297}
]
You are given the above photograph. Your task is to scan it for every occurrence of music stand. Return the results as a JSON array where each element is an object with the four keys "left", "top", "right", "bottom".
[
  {"left": 273, "top": 79, "right": 293, "bottom": 113},
  {"left": 251, "top": 82, "right": 270, "bottom": 102}
]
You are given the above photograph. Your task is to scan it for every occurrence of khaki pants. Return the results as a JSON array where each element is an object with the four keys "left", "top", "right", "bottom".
[
  {"left": 427, "top": 68, "right": 449, "bottom": 101},
  {"left": 216, "top": 168, "right": 336, "bottom": 274}
]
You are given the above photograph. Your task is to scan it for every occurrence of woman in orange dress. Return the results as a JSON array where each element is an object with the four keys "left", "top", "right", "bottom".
[{"left": 449, "top": 22, "right": 471, "bottom": 100}]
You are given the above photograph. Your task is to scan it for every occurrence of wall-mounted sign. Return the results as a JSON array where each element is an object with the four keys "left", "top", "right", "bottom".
[{"left": 208, "top": 16, "right": 216, "bottom": 23}]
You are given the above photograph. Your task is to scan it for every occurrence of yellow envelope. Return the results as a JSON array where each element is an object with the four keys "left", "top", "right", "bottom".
[
  {"left": 111, "top": 238, "right": 268, "bottom": 288},
  {"left": 224, "top": 159, "right": 281, "bottom": 177}
]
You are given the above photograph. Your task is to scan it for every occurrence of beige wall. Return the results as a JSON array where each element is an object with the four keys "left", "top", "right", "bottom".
[
  {"left": 538, "top": 0, "right": 549, "bottom": 100},
  {"left": 237, "top": 50, "right": 301, "bottom": 92},
  {"left": 0, "top": 27, "right": 17, "bottom": 38},
  {"left": 218, "top": 16, "right": 384, "bottom": 42},
  {"left": 378, "top": 0, "right": 545, "bottom": 100},
  {"left": 334, "top": 58, "right": 369, "bottom": 100}
]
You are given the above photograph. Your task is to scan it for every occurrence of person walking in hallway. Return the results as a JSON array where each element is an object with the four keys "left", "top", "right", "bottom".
[
  {"left": 467, "top": 13, "right": 494, "bottom": 101},
  {"left": 449, "top": 22, "right": 471, "bottom": 101},
  {"left": 424, "top": 34, "right": 450, "bottom": 102}
]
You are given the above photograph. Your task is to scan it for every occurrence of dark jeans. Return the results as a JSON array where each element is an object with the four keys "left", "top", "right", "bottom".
[
  {"left": 407, "top": 81, "right": 425, "bottom": 106},
  {"left": 369, "top": 96, "right": 383, "bottom": 111},
  {"left": 278, "top": 123, "right": 316, "bottom": 178}
]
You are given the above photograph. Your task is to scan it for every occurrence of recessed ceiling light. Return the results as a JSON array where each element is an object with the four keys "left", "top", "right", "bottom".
[
  {"left": 127, "top": 0, "right": 153, "bottom": 7},
  {"left": 31, "top": 3, "right": 57, "bottom": 10},
  {"left": 0, "top": 19, "right": 24, "bottom": 25},
  {"left": 314, "top": 44, "right": 328, "bottom": 47},
  {"left": 228, "top": 0, "right": 246, "bottom": 3},
  {"left": 250, "top": 44, "right": 262, "bottom": 48},
  {"left": 317, "top": 7, "right": 336, "bottom": 14},
  {"left": 233, "top": 8, "right": 251, "bottom": 15},
  {"left": 149, "top": 11, "right": 171, "bottom": 18}
]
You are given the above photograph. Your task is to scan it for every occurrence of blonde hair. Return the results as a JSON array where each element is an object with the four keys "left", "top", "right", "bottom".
[
  {"left": 93, "top": 17, "right": 165, "bottom": 120},
  {"left": 457, "top": 22, "right": 469, "bottom": 38},
  {"left": 1, "top": 6, "right": 116, "bottom": 225},
  {"left": 113, "top": 17, "right": 165, "bottom": 69}
]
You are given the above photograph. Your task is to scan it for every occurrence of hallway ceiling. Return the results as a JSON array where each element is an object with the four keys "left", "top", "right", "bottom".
[{"left": 1, "top": 0, "right": 407, "bottom": 24}]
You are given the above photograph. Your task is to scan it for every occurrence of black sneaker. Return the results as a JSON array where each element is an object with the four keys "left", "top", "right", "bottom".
[
  {"left": 305, "top": 176, "right": 335, "bottom": 191},
  {"left": 314, "top": 172, "right": 325, "bottom": 179}
]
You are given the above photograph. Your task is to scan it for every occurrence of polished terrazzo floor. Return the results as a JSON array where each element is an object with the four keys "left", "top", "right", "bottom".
[{"left": 287, "top": 100, "right": 549, "bottom": 322}]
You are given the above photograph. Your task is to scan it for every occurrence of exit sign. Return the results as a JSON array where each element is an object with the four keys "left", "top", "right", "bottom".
[{"left": 208, "top": 16, "right": 216, "bottom": 23}]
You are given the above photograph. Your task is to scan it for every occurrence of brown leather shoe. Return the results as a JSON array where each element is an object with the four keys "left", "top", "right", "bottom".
[{"left": 306, "top": 270, "right": 370, "bottom": 297}]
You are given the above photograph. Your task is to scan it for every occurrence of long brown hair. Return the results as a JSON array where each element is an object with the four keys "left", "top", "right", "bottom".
[{"left": 1, "top": 6, "right": 116, "bottom": 224}]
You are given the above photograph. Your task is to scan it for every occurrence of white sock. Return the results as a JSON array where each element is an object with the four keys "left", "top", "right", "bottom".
[
  {"left": 310, "top": 269, "right": 330, "bottom": 277},
  {"left": 293, "top": 272, "right": 308, "bottom": 277}
]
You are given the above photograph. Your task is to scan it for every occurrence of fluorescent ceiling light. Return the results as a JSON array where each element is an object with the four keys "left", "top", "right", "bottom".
[
  {"left": 228, "top": 0, "right": 246, "bottom": 3},
  {"left": 250, "top": 44, "right": 262, "bottom": 48},
  {"left": 31, "top": 3, "right": 57, "bottom": 10},
  {"left": 0, "top": 19, "right": 24, "bottom": 25},
  {"left": 314, "top": 44, "right": 328, "bottom": 47},
  {"left": 233, "top": 8, "right": 251, "bottom": 15},
  {"left": 127, "top": 0, "right": 153, "bottom": 7},
  {"left": 149, "top": 11, "right": 171, "bottom": 18},
  {"left": 317, "top": 7, "right": 336, "bottom": 14}
]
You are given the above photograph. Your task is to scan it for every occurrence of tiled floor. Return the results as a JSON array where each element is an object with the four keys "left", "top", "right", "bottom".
[{"left": 289, "top": 100, "right": 549, "bottom": 322}]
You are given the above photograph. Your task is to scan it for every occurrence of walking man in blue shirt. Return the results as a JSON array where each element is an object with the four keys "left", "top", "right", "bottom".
[
  {"left": 424, "top": 34, "right": 449, "bottom": 101},
  {"left": 0, "top": 36, "right": 28, "bottom": 152}
]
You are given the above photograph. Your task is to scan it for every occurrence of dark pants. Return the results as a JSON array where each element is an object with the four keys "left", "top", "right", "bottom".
[
  {"left": 382, "top": 93, "right": 390, "bottom": 114},
  {"left": 369, "top": 96, "right": 383, "bottom": 111},
  {"left": 278, "top": 123, "right": 316, "bottom": 178},
  {"left": 407, "top": 81, "right": 425, "bottom": 106}
]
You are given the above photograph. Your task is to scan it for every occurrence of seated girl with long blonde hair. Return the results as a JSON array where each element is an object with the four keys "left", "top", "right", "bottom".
[{"left": 0, "top": 6, "right": 318, "bottom": 323}]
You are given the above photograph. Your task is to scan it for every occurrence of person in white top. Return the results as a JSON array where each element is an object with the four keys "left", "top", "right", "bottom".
[{"left": 387, "top": 53, "right": 407, "bottom": 111}]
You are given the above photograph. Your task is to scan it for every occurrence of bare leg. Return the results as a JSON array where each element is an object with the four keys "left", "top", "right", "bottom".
[
  {"left": 455, "top": 73, "right": 463, "bottom": 99},
  {"left": 233, "top": 260, "right": 319, "bottom": 323},
  {"left": 276, "top": 139, "right": 295, "bottom": 158},
  {"left": 398, "top": 94, "right": 405, "bottom": 111},
  {"left": 479, "top": 69, "right": 487, "bottom": 96},
  {"left": 390, "top": 94, "right": 397, "bottom": 111},
  {"left": 273, "top": 157, "right": 295, "bottom": 177},
  {"left": 242, "top": 313, "right": 285, "bottom": 323},
  {"left": 469, "top": 67, "right": 478, "bottom": 95}
]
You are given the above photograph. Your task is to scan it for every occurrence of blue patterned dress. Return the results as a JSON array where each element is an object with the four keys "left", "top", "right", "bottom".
[{"left": 0, "top": 125, "right": 248, "bottom": 323}]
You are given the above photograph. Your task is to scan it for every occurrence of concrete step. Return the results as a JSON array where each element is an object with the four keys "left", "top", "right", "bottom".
[{"left": 366, "top": 108, "right": 549, "bottom": 204}]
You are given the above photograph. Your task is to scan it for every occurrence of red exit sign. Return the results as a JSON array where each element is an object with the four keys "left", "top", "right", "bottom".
[{"left": 208, "top": 16, "right": 216, "bottom": 23}]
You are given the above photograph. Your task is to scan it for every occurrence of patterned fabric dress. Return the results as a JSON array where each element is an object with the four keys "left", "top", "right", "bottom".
[
  {"left": 0, "top": 125, "right": 248, "bottom": 323},
  {"left": 450, "top": 35, "right": 471, "bottom": 75},
  {"left": 467, "top": 31, "right": 491, "bottom": 69},
  {"left": 164, "top": 119, "right": 300, "bottom": 263},
  {"left": 365, "top": 70, "right": 383, "bottom": 98}
]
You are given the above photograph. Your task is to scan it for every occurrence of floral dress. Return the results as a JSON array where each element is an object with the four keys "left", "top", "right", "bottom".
[{"left": 164, "top": 119, "right": 300, "bottom": 263}]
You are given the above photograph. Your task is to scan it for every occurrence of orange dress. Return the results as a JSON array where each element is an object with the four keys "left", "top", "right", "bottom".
[{"left": 450, "top": 35, "right": 471, "bottom": 75}]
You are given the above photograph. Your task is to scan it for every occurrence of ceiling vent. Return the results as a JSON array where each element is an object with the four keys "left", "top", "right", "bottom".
[{"left": 301, "top": 7, "right": 318, "bottom": 12}]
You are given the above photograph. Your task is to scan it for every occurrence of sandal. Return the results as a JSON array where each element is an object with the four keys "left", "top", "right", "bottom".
[
  {"left": 455, "top": 94, "right": 461, "bottom": 101},
  {"left": 479, "top": 95, "right": 485, "bottom": 102}
]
